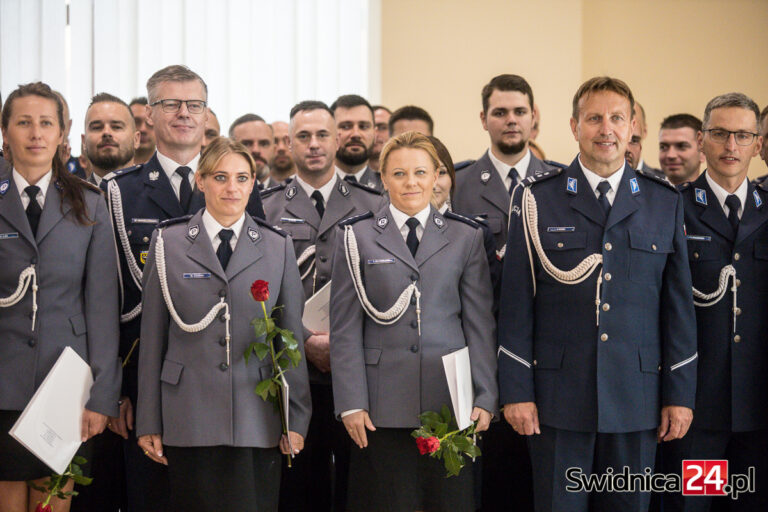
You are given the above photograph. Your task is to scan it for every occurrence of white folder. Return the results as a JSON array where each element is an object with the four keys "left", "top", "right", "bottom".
[
  {"left": 10, "top": 346, "right": 93, "bottom": 474},
  {"left": 302, "top": 280, "right": 331, "bottom": 332},
  {"left": 442, "top": 346, "right": 474, "bottom": 430}
]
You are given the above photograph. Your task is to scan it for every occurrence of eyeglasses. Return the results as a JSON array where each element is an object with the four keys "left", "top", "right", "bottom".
[
  {"left": 703, "top": 129, "right": 758, "bottom": 146},
  {"left": 150, "top": 99, "right": 207, "bottom": 114}
]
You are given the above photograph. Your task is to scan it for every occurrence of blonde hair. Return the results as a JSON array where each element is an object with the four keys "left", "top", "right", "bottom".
[
  {"left": 198, "top": 137, "right": 256, "bottom": 178},
  {"left": 379, "top": 131, "right": 440, "bottom": 175}
]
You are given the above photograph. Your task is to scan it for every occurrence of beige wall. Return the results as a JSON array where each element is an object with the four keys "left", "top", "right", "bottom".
[{"left": 381, "top": 0, "right": 768, "bottom": 177}]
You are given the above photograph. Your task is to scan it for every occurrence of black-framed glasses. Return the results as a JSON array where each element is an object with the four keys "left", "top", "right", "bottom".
[
  {"left": 150, "top": 99, "right": 207, "bottom": 114},
  {"left": 703, "top": 129, "right": 758, "bottom": 146}
]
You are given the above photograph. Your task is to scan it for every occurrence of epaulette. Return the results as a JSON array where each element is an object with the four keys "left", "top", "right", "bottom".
[
  {"left": 635, "top": 168, "right": 676, "bottom": 190},
  {"left": 157, "top": 215, "right": 193, "bottom": 228},
  {"left": 467, "top": 213, "right": 490, "bottom": 227},
  {"left": 752, "top": 174, "right": 768, "bottom": 186},
  {"left": 347, "top": 180, "right": 382, "bottom": 195},
  {"left": 544, "top": 159, "right": 567, "bottom": 169},
  {"left": 251, "top": 216, "right": 288, "bottom": 237},
  {"left": 454, "top": 159, "right": 475, "bottom": 171},
  {"left": 339, "top": 211, "right": 373, "bottom": 227},
  {"left": 103, "top": 164, "right": 142, "bottom": 181},
  {"left": 444, "top": 211, "right": 481, "bottom": 229},
  {"left": 521, "top": 167, "right": 563, "bottom": 186},
  {"left": 76, "top": 178, "right": 102, "bottom": 194},
  {"left": 676, "top": 182, "right": 692, "bottom": 192},
  {"left": 260, "top": 183, "right": 286, "bottom": 198},
  {"left": 757, "top": 178, "right": 768, "bottom": 193}
]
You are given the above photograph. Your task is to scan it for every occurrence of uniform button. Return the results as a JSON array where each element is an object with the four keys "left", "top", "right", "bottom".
[
  {"left": 219, "top": 362, "right": 229, "bottom": 371},
  {"left": 604, "top": 242, "right": 612, "bottom": 251},
  {"left": 735, "top": 279, "right": 741, "bottom": 287},
  {"left": 410, "top": 344, "right": 419, "bottom": 353},
  {"left": 410, "top": 295, "right": 417, "bottom": 305},
  {"left": 657, "top": 365, "right": 662, "bottom": 372},
  {"left": 143, "top": 236, "right": 149, "bottom": 243},
  {"left": 602, "top": 303, "right": 610, "bottom": 312},
  {"left": 533, "top": 360, "right": 538, "bottom": 366},
  {"left": 734, "top": 253, "right": 741, "bottom": 261},
  {"left": 219, "top": 337, "right": 226, "bottom": 347},
  {"left": 30, "top": 257, "right": 38, "bottom": 264},
  {"left": 734, "top": 307, "right": 742, "bottom": 316},
  {"left": 219, "top": 313, "right": 227, "bottom": 322},
  {"left": 734, "top": 334, "right": 741, "bottom": 343},
  {"left": 604, "top": 273, "right": 612, "bottom": 281},
  {"left": 557, "top": 242, "right": 564, "bottom": 248},
  {"left": 600, "top": 333, "right": 608, "bottom": 342},
  {"left": 410, "top": 320, "right": 418, "bottom": 329},
  {"left": 693, "top": 252, "right": 700, "bottom": 259},
  {"left": 319, "top": 255, "right": 328, "bottom": 263},
  {"left": 410, "top": 273, "right": 419, "bottom": 281},
  {"left": 127, "top": 230, "right": 132, "bottom": 236},
  {"left": 27, "top": 339, "right": 36, "bottom": 347},
  {"left": 219, "top": 289, "right": 227, "bottom": 297},
  {"left": 651, "top": 244, "right": 657, "bottom": 251},
  {"left": 319, "top": 234, "right": 328, "bottom": 242}
]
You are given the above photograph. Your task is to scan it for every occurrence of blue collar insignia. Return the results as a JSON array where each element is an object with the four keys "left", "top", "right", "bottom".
[
  {"left": 695, "top": 188, "right": 707, "bottom": 206},
  {"left": 566, "top": 177, "right": 577, "bottom": 194},
  {"left": 630, "top": 177, "right": 640, "bottom": 194}
]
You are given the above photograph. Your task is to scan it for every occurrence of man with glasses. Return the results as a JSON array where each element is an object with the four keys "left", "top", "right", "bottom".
[
  {"left": 101, "top": 65, "right": 264, "bottom": 512},
  {"left": 369, "top": 105, "right": 391, "bottom": 174},
  {"left": 660, "top": 92, "right": 766, "bottom": 512}
]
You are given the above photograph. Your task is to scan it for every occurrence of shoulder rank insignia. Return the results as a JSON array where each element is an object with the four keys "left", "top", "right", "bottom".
[
  {"left": 54, "top": 180, "right": 63, "bottom": 191},
  {"left": 433, "top": 214, "right": 445, "bottom": 228},
  {"left": 148, "top": 170, "right": 160, "bottom": 181},
  {"left": 677, "top": 182, "right": 692, "bottom": 192},
  {"left": 480, "top": 170, "right": 491, "bottom": 183},
  {"left": 338, "top": 181, "right": 350, "bottom": 197},
  {"left": 188, "top": 225, "right": 200, "bottom": 239},
  {"left": 250, "top": 216, "right": 288, "bottom": 237},
  {"left": 754, "top": 189, "right": 763, "bottom": 209},
  {"left": 636, "top": 168, "right": 676, "bottom": 190},
  {"left": 695, "top": 188, "right": 707, "bottom": 206},
  {"left": 339, "top": 211, "right": 374, "bottom": 227},
  {"left": 157, "top": 214, "right": 193, "bottom": 229},
  {"left": 247, "top": 226, "right": 260, "bottom": 242},
  {"left": 445, "top": 211, "right": 481, "bottom": 229},
  {"left": 285, "top": 185, "right": 298, "bottom": 200},
  {"left": 0, "top": 179, "right": 9, "bottom": 196},
  {"left": 110, "top": 164, "right": 142, "bottom": 179},
  {"left": 346, "top": 180, "right": 382, "bottom": 195},
  {"left": 630, "top": 177, "right": 640, "bottom": 194},
  {"left": 567, "top": 177, "right": 578, "bottom": 194}
]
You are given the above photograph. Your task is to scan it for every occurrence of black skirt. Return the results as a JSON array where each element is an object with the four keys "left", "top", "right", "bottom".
[
  {"left": 164, "top": 445, "right": 281, "bottom": 512},
  {"left": 0, "top": 409, "right": 94, "bottom": 482},
  {"left": 347, "top": 428, "right": 475, "bottom": 512}
]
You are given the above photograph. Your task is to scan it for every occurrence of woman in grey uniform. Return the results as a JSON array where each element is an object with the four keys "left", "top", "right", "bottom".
[
  {"left": 135, "top": 137, "right": 311, "bottom": 512},
  {"left": 0, "top": 82, "right": 121, "bottom": 511},
  {"left": 330, "top": 132, "right": 497, "bottom": 511}
]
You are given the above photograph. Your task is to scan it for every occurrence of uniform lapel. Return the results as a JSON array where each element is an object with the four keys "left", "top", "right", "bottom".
[
  {"left": 695, "top": 173, "right": 735, "bottom": 242},
  {"left": 319, "top": 181, "right": 355, "bottom": 236},
  {"left": 477, "top": 151, "right": 510, "bottom": 215},
  {"left": 36, "top": 180, "right": 71, "bottom": 244},
  {"left": 415, "top": 208, "right": 449, "bottom": 267},
  {"left": 144, "top": 154, "right": 185, "bottom": 218},
  {"left": 226, "top": 216, "right": 264, "bottom": 281},
  {"left": 373, "top": 207, "right": 419, "bottom": 273},
  {"left": 0, "top": 171, "right": 36, "bottom": 247},
  {"left": 605, "top": 166, "right": 640, "bottom": 231},
  {"left": 284, "top": 185, "right": 321, "bottom": 231},
  {"left": 566, "top": 161, "right": 605, "bottom": 227},
  {"left": 734, "top": 181, "right": 767, "bottom": 246},
  {"left": 185, "top": 211, "right": 227, "bottom": 282}
]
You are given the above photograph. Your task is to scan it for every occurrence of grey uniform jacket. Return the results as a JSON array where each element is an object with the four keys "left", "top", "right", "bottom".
[
  {"left": 357, "top": 166, "right": 384, "bottom": 193},
  {"left": 329, "top": 205, "right": 498, "bottom": 428},
  {"left": 0, "top": 170, "right": 121, "bottom": 417},
  {"left": 136, "top": 211, "right": 311, "bottom": 447},
  {"left": 453, "top": 150, "right": 558, "bottom": 250}
]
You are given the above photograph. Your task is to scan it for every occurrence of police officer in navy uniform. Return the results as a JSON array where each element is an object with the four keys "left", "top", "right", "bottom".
[
  {"left": 262, "top": 100, "right": 384, "bottom": 512},
  {"left": 661, "top": 93, "right": 767, "bottom": 512},
  {"left": 101, "top": 65, "right": 264, "bottom": 512},
  {"left": 498, "top": 77, "right": 697, "bottom": 512}
]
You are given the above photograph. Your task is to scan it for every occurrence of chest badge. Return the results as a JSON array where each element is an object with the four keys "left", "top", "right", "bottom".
[
  {"left": 567, "top": 177, "right": 578, "bottom": 194},
  {"left": 139, "top": 250, "right": 148, "bottom": 264},
  {"left": 148, "top": 170, "right": 160, "bottom": 181},
  {"left": 339, "top": 182, "right": 350, "bottom": 197},
  {"left": 480, "top": 170, "right": 491, "bottom": 184},
  {"left": 285, "top": 186, "right": 297, "bottom": 200},
  {"left": 630, "top": 177, "right": 640, "bottom": 195},
  {"left": 248, "top": 226, "right": 260, "bottom": 242},
  {"left": 377, "top": 216, "right": 389, "bottom": 228},
  {"left": 695, "top": 188, "right": 707, "bottom": 206},
  {"left": 0, "top": 180, "right": 9, "bottom": 196},
  {"left": 433, "top": 214, "right": 444, "bottom": 228},
  {"left": 754, "top": 190, "right": 763, "bottom": 209},
  {"left": 188, "top": 224, "right": 200, "bottom": 239}
]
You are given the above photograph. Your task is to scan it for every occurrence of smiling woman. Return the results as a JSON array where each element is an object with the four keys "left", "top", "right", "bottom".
[{"left": 196, "top": 137, "right": 256, "bottom": 227}]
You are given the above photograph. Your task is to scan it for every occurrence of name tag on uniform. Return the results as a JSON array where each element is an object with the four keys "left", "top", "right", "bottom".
[
  {"left": 280, "top": 217, "right": 305, "bottom": 224},
  {"left": 546, "top": 226, "right": 575, "bottom": 232},
  {"left": 183, "top": 272, "right": 211, "bottom": 279},
  {"left": 0, "top": 232, "right": 19, "bottom": 240},
  {"left": 686, "top": 235, "right": 712, "bottom": 242},
  {"left": 367, "top": 258, "right": 395, "bottom": 265},
  {"left": 131, "top": 218, "right": 159, "bottom": 224}
]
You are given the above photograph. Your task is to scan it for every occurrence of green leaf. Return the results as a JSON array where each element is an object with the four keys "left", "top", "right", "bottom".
[
  {"left": 453, "top": 435, "right": 471, "bottom": 452},
  {"left": 254, "top": 378, "right": 272, "bottom": 401},
  {"left": 253, "top": 318, "right": 268, "bottom": 337},
  {"left": 465, "top": 443, "right": 481, "bottom": 458},
  {"left": 278, "top": 329, "right": 298, "bottom": 349},
  {"left": 72, "top": 455, "right": 87, "bottom": 465},
  {"left": 443, "top": 447, "right": 464, "bottom": 477},
  {"left": 72, "top": 474, "right": 93, "bottom": 486},
  {"left": 440, "top": 404, "right": 452, "bottom": 424},
  {"left": 252, "top": 342, "right": 270, "bottom": 361},
  {"left": 27, "top": 481, "right": 46, "bottom": 492},
  {"left": 266, "top": 330, "right": 278, "bottom": 342},
  {"left": 286, "top": 347, "right": 302, "bottom": 367},
  {"left": 266, "top": 318, "right": 275, "bottom": 332},
  {"left": 419, "top": 411, "right": 442, "bottom": 430},
  {"left": 278, "top": 356, "right": 290, "bottom": 370},
  {"left": 268, "top": 380, "right": 279, "bottom": 397},
  {"left": 434, "top": 422, "right": 448, "bottom": 438}
]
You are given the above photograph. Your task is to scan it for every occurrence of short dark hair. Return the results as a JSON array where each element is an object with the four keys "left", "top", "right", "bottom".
[
  {"left": 330, "top": 94, "right": 374, "bottom": 119},
  {"left": 86, "top": 93, "right": 134, "bottom": 128},
  {"left": 372, "top": 105, "right": 391, "bottom": 114},
  {"left": 572, "top": 76, "right": 634, "bottom": 119},
  {"left": 290, "top": 100, "right": 333, "bottom": 119},
  {"left": 129, "top": 96, "right": 148, "bottom": 107},
  {"left": 702, "top": 92, "right": 760, "bottom": 131},
  {"left": 388, "top": 105, "right": 434, "bottom": 135},
  {"left": 481, "top": 74, "right": 534, "bottom": 112},
  {"left": 660, "top": 113, "right": 702, "bottom": 133},
  {"left": 228, "top": 113, "right": 267, "bottom": 137}
]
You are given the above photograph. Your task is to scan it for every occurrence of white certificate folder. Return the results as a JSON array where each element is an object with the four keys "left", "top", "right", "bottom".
[
  {"left": 442, "top": 346, "right": 474, "bottom": 431},
  {"left": 303, "top": 280, "right": 331, "bottom": 333},
  {"left": 10, "top": 346, "right": 93, "bottom": 474}
]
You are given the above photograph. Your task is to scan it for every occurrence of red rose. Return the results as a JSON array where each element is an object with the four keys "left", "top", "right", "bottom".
[
  {"left": 416, "top": 436, "right": 440, "bottom": 455},
  {"left": 251, "top": 280, "right": 270, "bottom": 302},
  {"left": 35, "top": 504, "right": 52, "bottom": 512}
]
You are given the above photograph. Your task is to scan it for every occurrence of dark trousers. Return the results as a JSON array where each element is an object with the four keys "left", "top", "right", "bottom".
[
  {"left": 660, "top": 428, "right": 768, "bottom": 512},
  {"left": 70, "top": 430, "right": 125, "bottom": 512},
  {"left": 528, "top": 425, "right": 656, "bottom": 512},
  {"left": 480, "top": 420, "right": 535, "bottom": 511},
  {"left": 279, "top": 382, "right": 350, "bottom": 512}
]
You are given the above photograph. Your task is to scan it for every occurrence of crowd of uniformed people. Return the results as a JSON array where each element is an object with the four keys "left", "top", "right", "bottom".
[{"left": 0, "top": 64, "right": 767, "bottom": 512}]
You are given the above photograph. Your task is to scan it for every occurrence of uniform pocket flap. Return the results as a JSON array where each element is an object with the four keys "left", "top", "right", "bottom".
[
  {"left": 629, "top": 230, "right": 673, "bottom": 254},
  {"left": 364, "top": 348, "right": 382, "bottom": 365},
  {"left": 754, "top": 240, "right": 768, "bottom": 260},
  {"left": 534, "top": 344, "right": 564, "bottom": 369},
  {"left": 541, "top": 231, "right": 587, "bottom": 251},
  {"left": 688, "top": 241, "right": 719, "bottom": 261},
  {"left": 69, "top": 314, "right": 87, "bottom": 336},
  {"left": 160, "top": 360, "right": 184, "bottom": 385},
  {"left": 638, "top": 346, "right": 661, "bottom": 374},
  {"left": 282, "top": 224, "right": 312, "bottom": 241}
]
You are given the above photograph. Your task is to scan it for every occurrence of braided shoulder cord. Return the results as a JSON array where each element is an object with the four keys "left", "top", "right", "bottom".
[
  {"left": 0, "top": 265, "right": 37, "bottom": 331},
  {"left": 107, "top": 180, "right": 143, "bottom": 323},
  {"left": 692, "top": 264, "right": 737, "bottom": 332}
]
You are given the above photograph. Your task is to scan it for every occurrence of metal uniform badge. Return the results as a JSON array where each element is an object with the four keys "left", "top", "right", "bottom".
[
  {"left": 480, "top": 170, "right": 491, "bottom": 183},
  {"left": 377, "top": 216, "right": 388, "bottom": 228},
  {"left": 367, "top": 181, "right": 376, "bottom": 188},
  {"left": 339, "top": 182, "right": 350, "bottom": 197},
  {"left": 285, "top": 186, "right": 297, "bottom": 200},
  {"left": 754, "top": 190, "right": 763, "bottom": 208},
  {"left": 630, "top": 178, "right": 640, "bottom": 194},
  {"left": 188, "top": 225, "right": 200, "bottom": 239},
  {"left": 139, "top": 250, "right": 148, "bottom": 264},
  {"left": 248, "top": 227, "right": 260, "bottom": 242},
  {"left": 0, "top": 180, "right": 9, "bottom": 196},
  {"left": 511, "top": 205, "right": 522, "bottom": 217},
  {"left": 433, "top": 214, "right": 444, "bottom": 228},
  {"left": 695, "top": 188, "right": 707, "bottom": 205},
  {"left": 567, "top": 177, "right": 578, "bottom": 194},
  {"left": 148, "top": 170, "right": 160, "bottom": 181}
]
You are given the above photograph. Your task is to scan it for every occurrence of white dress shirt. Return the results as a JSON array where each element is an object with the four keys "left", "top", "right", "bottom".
[
  {"left": 705, "top": 171, "right": 748, "bottom": 219},
  {"left": 578, "top": 157, "right": 624, "bottom": 206},
  {"left": 202, "top": 209, "right": 245, "bottom": 252},
  {"left": 295, "top": 173, "right": 337, "bottom": 208},
  {"left": 157, "top": 151, "right": 200, "bottom": 201},
  {"left": 389, "top": 203, "right": 431, "bottom": 242},
  {"left": 13, "top": 168, "right": 52, "bottom": 209},
  {"left": 488, "top": 148, "right": 532, "bottom": 191},
  {"left": 336, "top": 165, "right": 367, "bottom": 183}
]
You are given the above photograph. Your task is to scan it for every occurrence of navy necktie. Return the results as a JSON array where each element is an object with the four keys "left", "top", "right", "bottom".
[
  {"left": 217, "top": 229, "right": 234, "bottom": 270},
  {"left": 406, "top": 217, "right": 420, "bottom": 256},
  {"left": 508, "top": 168, "right": 519, "bottom": 196},
  {"left": 311, "top": 190, "right": 325, "bottom": 218},
  {"left": 176, "top": 166, "right": 193, "bottom": 212},
  {"left": 25, "top": 185, "right": 42, "bottom": 236},
  {"left": 725, "top": 194, "right": 741, "bottom": 233},
  {"left": 344, "top": 175, "right": 358, "bottom": 184},
  {"left": 596, "top": 180, "right": 612, "bottom": 217}
]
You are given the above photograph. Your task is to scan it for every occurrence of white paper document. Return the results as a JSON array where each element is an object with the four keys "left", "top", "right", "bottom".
[
  {"left": 303, "top": 280, "right": 331, "bottom": 332},
  {"left": 10, "top": 346, "right": 93, "bottom": 474},
  {"left": 442, "top": 346, "right": 474, "bottom": 430},
  {"left": 280, "top": 372, "right": 293, "bottom": 457}
]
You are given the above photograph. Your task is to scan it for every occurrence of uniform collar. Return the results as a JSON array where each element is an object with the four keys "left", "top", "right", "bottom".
[
  {"left": 295, "top": 172, "right": 337, "bottom": 203},
  {"left": 577, "top": 156, "right": 624, "bottom": 195},
  {"left": 704, "top": 171, "right": 748, "bottom": 216},
  {"left": 488, "top": 147, "right": 531, "bottom": 184},
  {"left": 335, "top": 165, "right": 368, "bottom": 182},
  {"left": 13, "top": 167, "right": 53, "bottom": 206},
  {"left": 156, "top": 150, "right": 200, "bottom": 182},
  {"left": 202, "top": 208, "right": 245, "bottom": 246},
  {"left": 388, "top": 202, "right": 431, "bottom": 231}
]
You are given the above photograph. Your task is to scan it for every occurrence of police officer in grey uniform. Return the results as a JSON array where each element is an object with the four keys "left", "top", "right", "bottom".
[
  {"left": 330, "top": 95, "right": 384, "bottom": 192},
  {"left": 262, "top": 100, "right": 384, "bottom": 512},
  {"left": 0, "top": 82, "right": 121, "bottom": 511},
  {"left": 136, "top": 137, "right": 310, "bottom": 511},
  {"left": 330, "top": 131, "right": 497, "bottom": 512}
]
